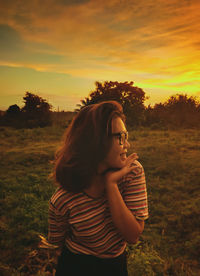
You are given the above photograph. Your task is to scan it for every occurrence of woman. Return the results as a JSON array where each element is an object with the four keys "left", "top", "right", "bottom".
[{"left": 48, "top": 101, "right": 148, "bottom": 276}]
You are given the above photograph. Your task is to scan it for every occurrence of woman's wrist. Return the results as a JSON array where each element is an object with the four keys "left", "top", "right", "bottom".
[{"left": 105, "top": 178, "right": 118, "bottom": 190}]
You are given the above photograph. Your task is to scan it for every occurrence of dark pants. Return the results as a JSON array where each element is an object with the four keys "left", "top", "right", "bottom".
[{"left": 56, "top": 246, "right": 128, "bottom": 276}]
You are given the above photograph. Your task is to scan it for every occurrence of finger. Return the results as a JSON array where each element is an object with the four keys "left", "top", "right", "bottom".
[
  {"left": 126, "top": 153, "right": 138, "bottom": 165},
  {"left": 118, "top": 164, "right": 135, "bottom": 179},
  {"left": 110, "top": 163, "right": 134, "bottom": 181},
  {"left": 127, "top": 152, "right": 138, "bottom": 161}
]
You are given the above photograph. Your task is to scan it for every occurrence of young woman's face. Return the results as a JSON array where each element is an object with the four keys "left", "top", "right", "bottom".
[{"left": 100, "top": 116, "right": 130, "bottom": 171}]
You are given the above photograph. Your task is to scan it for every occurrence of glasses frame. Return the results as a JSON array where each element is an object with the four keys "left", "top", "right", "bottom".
[{"left": 111, "top": 131, "right": 129, "bottom": 145}]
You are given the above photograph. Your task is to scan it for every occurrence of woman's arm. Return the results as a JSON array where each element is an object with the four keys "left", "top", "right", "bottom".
[
  {"left": 106, "top": 181, "right": 144, "bottom": 243},
  {"left": 105, "top": 153, "right": 146, "bottom": 243}
]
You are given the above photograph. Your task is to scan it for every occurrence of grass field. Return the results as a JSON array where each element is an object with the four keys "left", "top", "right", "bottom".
[{"left": 0, "top": 125, "right": 200, "bottom": 275}]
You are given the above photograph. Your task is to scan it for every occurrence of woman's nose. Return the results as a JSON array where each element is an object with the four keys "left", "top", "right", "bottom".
[{"left": 124, "top": 139, "right": 130, "bottom": 149}]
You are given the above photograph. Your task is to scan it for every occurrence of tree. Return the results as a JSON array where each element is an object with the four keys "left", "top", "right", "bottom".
[
  {"left": 21, "top": 92, "right": 52, "bottom": 127},
  {"left": 6, "top": 104, "right": 21, "bottom": 116},
  {"left": 76, "top": 81, "right": 148, "bottom": 127},
  {"left": 144, "top": 94, "right": 200, "bottom": 128},
  {"left": 0, "top": 104, "right": 22, "bottom": 127},
  {"left": 144, "top": 103, "right": 166, "bottom": 128},
  {"left": 164, "top": 94, "right": 200, "bottom": 128}
]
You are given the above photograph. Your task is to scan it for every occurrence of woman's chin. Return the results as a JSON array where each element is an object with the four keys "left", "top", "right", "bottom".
[{"left": 115, "top": 160, "right": 126, "bottom": 168}]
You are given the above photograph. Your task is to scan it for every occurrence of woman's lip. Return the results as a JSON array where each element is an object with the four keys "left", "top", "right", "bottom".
[{"left": 120, "top": 153, "right": 127, "bottom": 160}]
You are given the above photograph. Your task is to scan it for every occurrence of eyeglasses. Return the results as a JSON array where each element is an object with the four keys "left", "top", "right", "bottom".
[{"left": 111, "top": 131, "right": 129, "bottom": 145}]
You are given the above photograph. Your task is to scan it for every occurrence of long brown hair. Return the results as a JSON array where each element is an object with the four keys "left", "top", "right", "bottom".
[{"left": 52, "top": 101, "right": 125, "bottom": 193}]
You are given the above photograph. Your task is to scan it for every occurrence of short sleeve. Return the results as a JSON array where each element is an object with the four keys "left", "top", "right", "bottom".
[
  {"left": 122, "top": 160, "right": 149, "bottom": 221},
  {"left": 48, "top": 201, "right": 69, "bottom": 249}
]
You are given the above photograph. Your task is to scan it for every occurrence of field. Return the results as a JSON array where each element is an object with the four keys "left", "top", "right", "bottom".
[{"left": 0, "top": 125, "right": 200, "bottom": 275}]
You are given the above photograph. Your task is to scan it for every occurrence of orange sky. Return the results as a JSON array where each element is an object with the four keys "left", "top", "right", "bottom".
[{"left": 0, "top": 0, "right": 200, "bottom": 111}]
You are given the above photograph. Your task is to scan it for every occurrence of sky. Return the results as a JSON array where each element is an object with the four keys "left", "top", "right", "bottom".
[{"left": 0, "top": 0, "right": 200, "bottom": 111}]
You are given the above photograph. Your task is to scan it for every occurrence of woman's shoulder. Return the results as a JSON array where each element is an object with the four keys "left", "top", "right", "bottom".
[
  {"left": 130, "top": 160, "right": 144, "bottom": 172},
  {"left": 127, "top": 160, "right": 144, "bottom": 180},
  {"left": 50, "top": 187, "right": 67, "bottom": 203},
  {"left": 119, "top": 160, "right": 144, "bottom": 185}
]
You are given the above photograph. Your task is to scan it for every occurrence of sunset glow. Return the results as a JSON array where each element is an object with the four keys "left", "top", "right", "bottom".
[{"left": 0, "top": 0, "right": 200, "bottom": 111}]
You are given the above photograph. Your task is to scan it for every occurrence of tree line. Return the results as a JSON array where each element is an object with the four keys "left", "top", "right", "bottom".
[
  {"left": 1, "top": 81, "right": 200, "bottom": 129},
  {"left": 0, "top": 92, "right": 52, "bottom": 128},
  {"left": 76, "top": 81, "right": 200, "bottom": 129}
]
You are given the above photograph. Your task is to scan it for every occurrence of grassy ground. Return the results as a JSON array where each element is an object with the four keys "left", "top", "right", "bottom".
[
  {"left": 0, "top": 126, "right": 200, "bottom": 275},
  {"left": 130, "top": 129, "right": 200, "bottom": 275}
]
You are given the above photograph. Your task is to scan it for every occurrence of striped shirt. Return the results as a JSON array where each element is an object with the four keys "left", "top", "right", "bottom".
[{"left": 48, "top": 160, "right": 148, "bottom": 258}]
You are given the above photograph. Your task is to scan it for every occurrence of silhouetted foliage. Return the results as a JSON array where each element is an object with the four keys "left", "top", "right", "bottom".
[
  {"left": 21, "top": 92, "right": 52, "bottom": 128},
  {"left": 6, "top": 104, "right": 21, "bottom": 115},
  {"left": 144, "top": 103, "right": 167, "bottom": 129},
  {"left": 76, "top": 81, "right": 148, "bottom": 127},
  {"left": 1, "top": 87, "right": 200, "bottom": 129},
  {"left": 0, "top": 92, "right": 53, "bottom": 128},
  {"left": 0, "top": 104, "right": 22, "bottom": 127},
  {"left": 145, "top": 94, "right": 200, "bottom": 128},
  {"left": 164, "top": 94, "right": 200, "bottom": 128}
]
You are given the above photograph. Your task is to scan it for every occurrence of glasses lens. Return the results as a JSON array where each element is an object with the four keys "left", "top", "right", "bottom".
[
  {"left": 112, "top": 131, "right": 128, "bottom": 145},
  {"left": 119, "top": 132, "right": 128, "bottom": 145}
]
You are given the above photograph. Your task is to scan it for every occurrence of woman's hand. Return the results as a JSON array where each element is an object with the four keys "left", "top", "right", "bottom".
[
  {"left": 104, "top": 152, "right": 144, "bottom": 243},
  {"left": 105, "top": 153, "right": 139, "bottom": 186}
]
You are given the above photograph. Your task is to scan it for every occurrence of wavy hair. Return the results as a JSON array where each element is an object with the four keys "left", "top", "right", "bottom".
[{"left": 52, "top": 101, "right": 125, "bottom": 193}]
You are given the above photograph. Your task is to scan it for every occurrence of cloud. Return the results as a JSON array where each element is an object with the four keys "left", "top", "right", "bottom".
[
  {"left": 59, "top": 0, "right": 90, "bottom": 5},
  {"left": 0, "top": 24, "right": 66, "bottom": 66},
  {"left": 0, "top": 64, "right": 96, "bottom": 110},
  {"left": 1, "top": 0, "right": 200, "bottom": 58},
  {"left": 0, "top": 0, "right": 200, "bottom": 109},
  {"left": 0, "top": 24, "right": 22, "bottom": 50}
]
